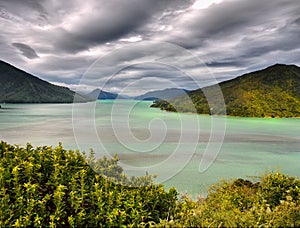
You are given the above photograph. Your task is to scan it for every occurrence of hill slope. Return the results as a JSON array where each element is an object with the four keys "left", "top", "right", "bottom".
[
  {"left": 151, "top": 64, "right": 300, "bottom": 117},
  {"left": 0, "top": 60, "right": 88, "bottom": 103}
]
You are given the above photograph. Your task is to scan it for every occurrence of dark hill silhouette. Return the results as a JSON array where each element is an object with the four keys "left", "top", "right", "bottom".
[
  {"left": 87, "top": 88, "right": 130, "bottom": 100},
  {"left": 0, "top": 60, "right": 89, "bottom": 103}
]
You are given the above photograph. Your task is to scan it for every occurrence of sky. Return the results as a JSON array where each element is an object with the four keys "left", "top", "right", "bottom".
[{"left": 1, "top": 0, "right": 300, "bottom": 95}]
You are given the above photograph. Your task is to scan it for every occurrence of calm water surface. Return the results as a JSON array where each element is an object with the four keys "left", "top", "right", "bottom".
[{"left": 1, "top": 100, "right": 299, "bottom": 196}]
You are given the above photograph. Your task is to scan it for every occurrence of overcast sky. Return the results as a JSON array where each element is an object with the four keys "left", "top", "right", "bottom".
[{"left": 1, "top": 0, "right": 300, "bottom": 95}]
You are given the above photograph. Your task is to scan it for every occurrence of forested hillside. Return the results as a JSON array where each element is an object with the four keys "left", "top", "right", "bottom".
[
  {"left": 0, "top": 60, "right": 88, "bottom": 103},
  {"left": 152, "top": 64, "right": 300, "bottom": 117}
]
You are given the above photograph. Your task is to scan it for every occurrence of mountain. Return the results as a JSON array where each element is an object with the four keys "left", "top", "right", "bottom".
[
  {"left": 134, "top": 88, "right": 189, "bottom": 101},
  {"left": 87, "top": 88, "right": 130, "bottom": 100},
  {"left": 86, "top": 88, "right": 188, "bottom": 101},
  {"left": 151, "top": 64, "right": 300, "bottom": 117},
  {"left": 0, "top": 60, "right": 89, "bottom": 103},
  {"left": 87, "top": 89, "right": 118, "bottom": 100}
]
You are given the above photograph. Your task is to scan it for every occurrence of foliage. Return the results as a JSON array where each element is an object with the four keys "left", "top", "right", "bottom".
[
  {"left": 0, "top": 141, "right": 177, "bottom": 227},
  {"left": 85, "top": 150, "right": 155, "bottom": 187},
  {"left": 158, "top": 172, "right": 300, "bottom": 227},
  {"left": 1, "top": 141, "right": 299, "bottom": 227},
  {"left": 151, "top": 64, "right": 300, "bottom": 117}
]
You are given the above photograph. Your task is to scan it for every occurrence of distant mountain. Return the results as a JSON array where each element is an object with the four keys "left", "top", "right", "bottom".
[
  {"left": 135, "top": 88, "right": 189, "bottom": 101},
  {"left": 87, "top": 88, "right": 129, "bottom": 100},
  {"left": 0, "top": 60, "right": 89, "bottom": 103},
  {"left": 87, "top": 89, "right": 118, "bottom": 100},
  {"left": 151, "top": 64, "right": 300, "bottom": 117}
]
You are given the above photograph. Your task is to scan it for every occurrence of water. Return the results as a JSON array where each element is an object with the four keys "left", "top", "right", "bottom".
[{"left": 1, "top": 101, "right": 299, "bottom": 197}]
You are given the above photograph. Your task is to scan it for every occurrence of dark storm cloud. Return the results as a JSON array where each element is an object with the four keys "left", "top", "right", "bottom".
[
  {"left": 178, "top": 0, "right": 300, "bottom": 56},
  {"left": 0, "top": 0, "right": 46, "bottom": 12},
  {"left": 12, "top": 43, "right": 39, "bottom": 59},
  {"left": 293, "top": 17, "right": 300, "bottom": 25},
  {"left": 207, "top": 60, "right": 245, "bottom": 68},
  {"left": 55, "top": 0, "right": 193, "bottom": 53},
  {"left": 0, "top": 0, "right": 300, "bottom": 93},
  {"left": 165, "top": 0, "right": 300, "bottom": 49},
  {"left": 0, "top": 0, "right": 48, "bottom": 26}
]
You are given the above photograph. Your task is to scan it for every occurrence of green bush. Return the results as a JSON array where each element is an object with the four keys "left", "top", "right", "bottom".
[
  {"left": 1, "top": 141, "right": 299, "bottom": 227},
  {"left": 0, "top": 141, "right": 177, "bottom": 227},
  {"left": 159, "top": 172, "right": 300, "bottom": 227}
]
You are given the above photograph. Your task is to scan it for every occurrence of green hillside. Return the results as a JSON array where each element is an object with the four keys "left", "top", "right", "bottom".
[
  {"left": 151, "top": 64, "right": 300, "bottom": 117},
  {"left": 0, "top": 60, "right": 88, "bottom": 103}
]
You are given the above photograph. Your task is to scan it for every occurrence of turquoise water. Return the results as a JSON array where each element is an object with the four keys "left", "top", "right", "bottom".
[{"left": 1, "top": 101, "right": 299, "bottom": 197}]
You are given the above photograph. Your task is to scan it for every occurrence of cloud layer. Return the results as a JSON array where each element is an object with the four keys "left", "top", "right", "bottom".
[
  {"left": 0, "top": 0, "right": 300, "bottom": 94},
  {"left": 12, "top": 43, "right": 39, "bottom": 59}
]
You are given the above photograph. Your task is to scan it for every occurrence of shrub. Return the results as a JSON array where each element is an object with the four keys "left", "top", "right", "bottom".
[
  {"left": 0, "top": 141, "right": 177, "bottom": 227},
  {"left": 1, "top": 141, "right": 299, "bottom": 227},
  {"left": 159, "top": 172, "right": 300, "bottom": 227}
]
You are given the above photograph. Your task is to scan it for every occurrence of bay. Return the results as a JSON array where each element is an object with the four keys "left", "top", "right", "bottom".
[{"left": 0, "top": 100, "right": 299, "bottom": 197}]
